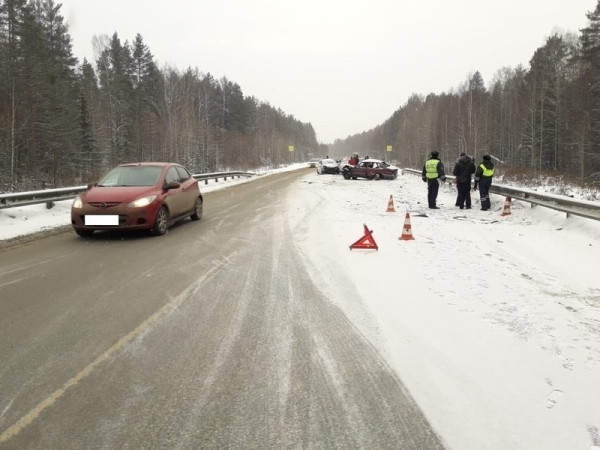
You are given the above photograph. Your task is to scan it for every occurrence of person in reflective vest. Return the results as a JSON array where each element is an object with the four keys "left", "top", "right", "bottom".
[
  {"left": 473, "top": 154, "right": 495, "bottom": 210},
  {"left": 421, "top": 150, "right": 446, "bottom": 209}
]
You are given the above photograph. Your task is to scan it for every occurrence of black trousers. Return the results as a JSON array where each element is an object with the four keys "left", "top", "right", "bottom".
[
  {"left": 479, "top": 178, "right": 492, "bottom": 210},
  {"left": 456, "top": 181, "right": 472, "bottom": 208},
  {"left": 427, "top": 179, "right": 439, "bottom": 207}
]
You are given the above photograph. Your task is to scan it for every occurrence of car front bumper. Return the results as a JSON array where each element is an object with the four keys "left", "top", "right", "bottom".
[{"left": 71, "top": 203, "right": 161, "bottom": 232}]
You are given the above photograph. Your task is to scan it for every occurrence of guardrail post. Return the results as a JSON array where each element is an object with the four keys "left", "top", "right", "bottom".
[{"left": 46, "top": 201, "right": 55, "bottom": 209}]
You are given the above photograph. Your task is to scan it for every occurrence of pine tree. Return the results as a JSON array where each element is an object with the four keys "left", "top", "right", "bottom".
[
  {"left": 0, "top": 0, "right": 29, "bottom": 189},
  {"left": 97, "top": 32, "right": 135, "bottom": 165},
  {"left": 526, "top": 34, "right": 571, "bottom": 172},
  {"left": 27, "top": 0, "right": 79, "bottom": 186},
  {"left": 579, "top": 0, "right": 600, "bottom": 177},
  {"left": 131, "top": 33, "right": 161, "bottom": 161}
]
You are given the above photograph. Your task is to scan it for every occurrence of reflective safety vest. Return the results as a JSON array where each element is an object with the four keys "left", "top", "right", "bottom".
[
  {"left": 479, "top": 164, "right": 494, "bottom": 177},
  {"left": 425, "top": 159, "right": 439, "bottom": 179}
]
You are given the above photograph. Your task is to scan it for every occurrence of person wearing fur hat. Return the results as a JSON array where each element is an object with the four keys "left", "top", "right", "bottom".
[{"left": 473, "top": 154, "right": 495, "bottom": 210}]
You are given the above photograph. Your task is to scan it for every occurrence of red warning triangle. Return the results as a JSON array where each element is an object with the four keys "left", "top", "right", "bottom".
[{"left": 350, "top": 224, "right": 378, "bottom": 250}]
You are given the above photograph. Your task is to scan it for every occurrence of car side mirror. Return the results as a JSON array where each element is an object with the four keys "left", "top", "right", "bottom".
[{"left": 165, "top": 181, "right": 181, "bottom": 190}]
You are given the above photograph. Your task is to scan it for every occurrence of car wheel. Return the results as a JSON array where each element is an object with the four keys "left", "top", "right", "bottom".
[
  {"left": 152, "top": 206, "right": 169, "bottom": 236},
  {"left": 372, "top": 173, "right": 382, "bottom": 180},
  {"left": 190, "top": 197, "right": 203, "bottom": 221},
  {"left": 342, "top": 171, "right": 351, "bottom": 180},
  {"left": 75, "top": 229, "right": 94, "bottom": 238}
]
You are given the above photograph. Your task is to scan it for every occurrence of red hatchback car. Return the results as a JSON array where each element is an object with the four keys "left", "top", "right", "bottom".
[{"left": 71, "top": 162, "right": 203, "bottom": 237}]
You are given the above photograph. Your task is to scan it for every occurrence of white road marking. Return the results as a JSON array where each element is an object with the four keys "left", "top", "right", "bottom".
[{"left": 0, "top": 254, "right": 235, "bottom": 444}]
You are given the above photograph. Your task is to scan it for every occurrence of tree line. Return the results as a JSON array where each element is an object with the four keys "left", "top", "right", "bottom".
[
  {"left": 330, "top": 2, "right": 600, "bottom": 184},
  {"left": 4, "top": 0, "right": 600, "bottom": 192},
  {"left": 0, "top": 0, "right": 320, "bottom": 192}
]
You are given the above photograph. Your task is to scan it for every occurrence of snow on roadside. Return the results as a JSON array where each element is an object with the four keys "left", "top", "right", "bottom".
[
  {"left": 0, "top": 199, "right": 74, "bottom": 240},
  {"left": 287, "top": 171, "right": 600, "bottom": 450}
]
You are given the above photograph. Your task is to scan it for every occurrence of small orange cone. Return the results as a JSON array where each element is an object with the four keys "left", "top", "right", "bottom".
[
  {"left": 399, "top": 212, "right": 415, "bottom": 240},
  {"left": 386, "top": 195, "right": 396, "bottom": 212},
  {"left": 501, "top": 197, "right": 512, "bottom": 216},
  {"left": 350, "top": 224, "right": 378, "bottom": 250}
]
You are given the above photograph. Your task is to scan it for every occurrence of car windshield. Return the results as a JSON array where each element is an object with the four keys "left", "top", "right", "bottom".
[{"left": 98, "top": 166, "right": 163, "bottom": 187}]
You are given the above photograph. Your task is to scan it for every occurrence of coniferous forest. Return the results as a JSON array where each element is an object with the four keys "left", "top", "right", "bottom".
[
  {"left": 2, "top": 1, "right": 600, "bottom": 191},
  {"left": 0, "top": 0, "right": 321, "bottom": 191},
  {"left": 330, "top": 2, "right": 600, "bottom": 185}
]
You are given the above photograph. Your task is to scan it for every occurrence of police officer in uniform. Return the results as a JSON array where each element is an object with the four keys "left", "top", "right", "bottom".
[
  {"left": 473, "top": 154, "right": 495, "bottom": 210},
  {"left": 421, "top": 150, "right": 446, "bottom": 209}
]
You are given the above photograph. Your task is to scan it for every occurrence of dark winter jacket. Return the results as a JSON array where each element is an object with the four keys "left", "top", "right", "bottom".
[{"left": 453, "top": 155, "right": 476, "bottom": 183}]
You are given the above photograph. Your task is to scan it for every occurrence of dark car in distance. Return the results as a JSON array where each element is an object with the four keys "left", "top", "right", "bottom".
[
  {"left": 71, "top": 162, "right": 203, "bottom": 237},
  {"left": 342, "top": 159, "right": 399, "bottom": 180}
]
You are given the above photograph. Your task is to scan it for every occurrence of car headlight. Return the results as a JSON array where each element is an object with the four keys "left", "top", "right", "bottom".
[
  {"left": 128, "top": 195, "right": 157, "bottom": 208},
  {"left": 72, "top": 196, "right": 83, "bottom": 209}
]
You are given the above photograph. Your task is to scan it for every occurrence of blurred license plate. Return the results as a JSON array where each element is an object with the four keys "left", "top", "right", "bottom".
[{"left": 85, "top": 215, "right": 119, "bottom": 226}]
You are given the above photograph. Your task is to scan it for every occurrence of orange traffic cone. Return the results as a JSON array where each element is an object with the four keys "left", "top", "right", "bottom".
[
  {"left": 386, "top": 195, "right": 396, "bottom": 212},
  {"left": 501, "top": 197, "right": 512, "bottom": 216},
  {"left": 399, "top": 212, "right": 415, "bottom": 240},
  {"left": 350, "top": 224, "right": 379, "bottom": 250}
]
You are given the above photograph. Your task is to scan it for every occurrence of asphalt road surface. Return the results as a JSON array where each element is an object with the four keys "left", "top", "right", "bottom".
[{"left": 0, "top": 168, "right": 445, "bottom": 449}]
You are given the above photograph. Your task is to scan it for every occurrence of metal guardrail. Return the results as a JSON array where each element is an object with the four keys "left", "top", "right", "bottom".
[
  {"left": 3, "top": 168, "right": 599, "bottom": 221},
  {"left": 0, "top": 171, "right": 255, "bottom": 210},
  {"left": 402, "top": 168, "right": 600, "bottom": 221}
]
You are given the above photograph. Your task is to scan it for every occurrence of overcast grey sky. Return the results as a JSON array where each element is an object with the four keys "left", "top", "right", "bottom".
[{"left": 58, "top": 0, "right": 597, "bottom": 143}]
